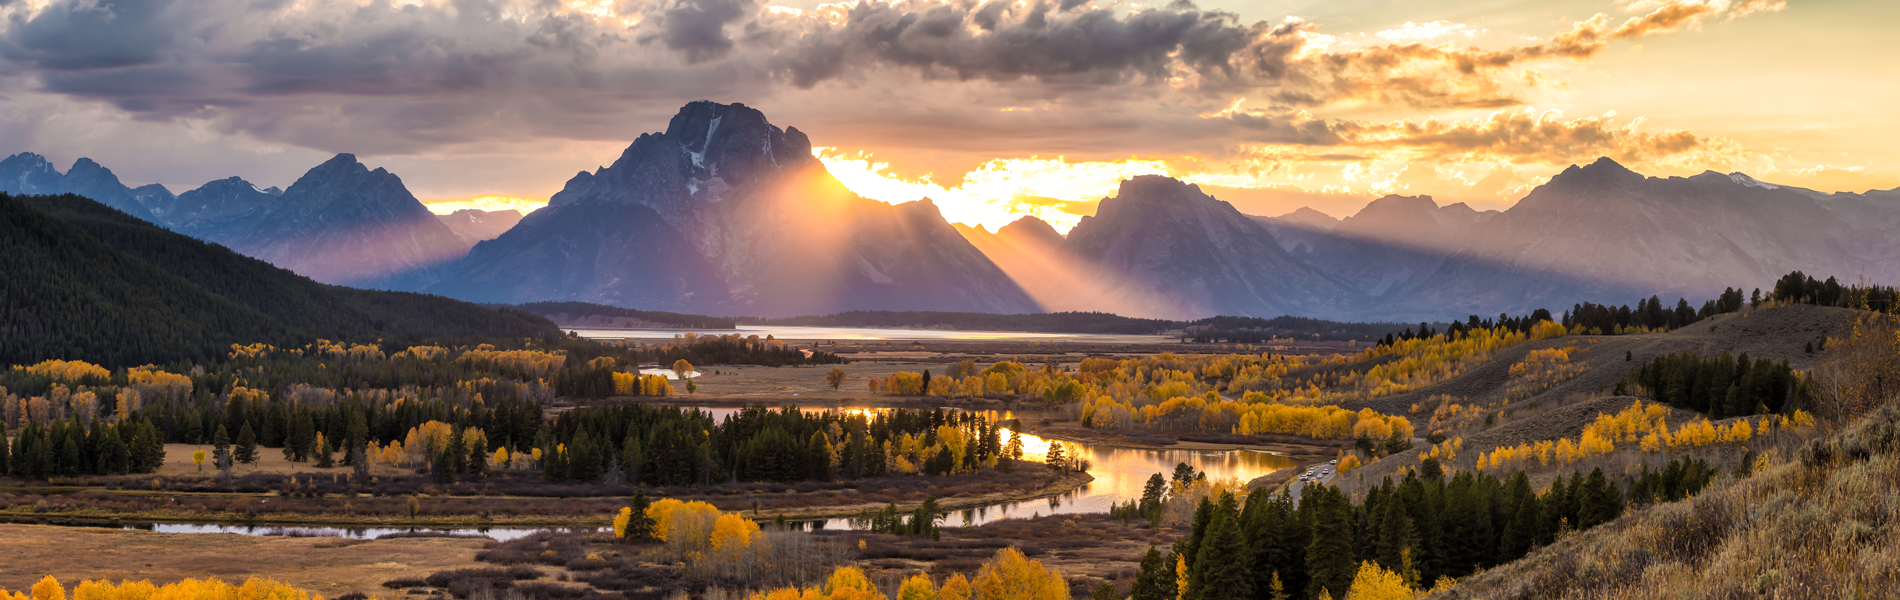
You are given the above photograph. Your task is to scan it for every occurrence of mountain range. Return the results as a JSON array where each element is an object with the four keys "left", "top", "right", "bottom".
[{"left": 7, "top": 104, "right": 1899, "bottom": 322}]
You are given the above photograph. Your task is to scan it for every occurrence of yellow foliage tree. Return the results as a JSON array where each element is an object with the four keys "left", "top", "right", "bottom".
[
  {"left": 1337, "top": 453, "right": 1362, "bottom": 475},
  {"left": 709, "top": 512, "right": 762, "bottom": 552},
  {"left": 1344, "top": 561, "right": 1412, "bottom": 600},
  {"left": 972, "top": 547, "right": 1068, "bottom": 600},
  {"left": 29, "top": 577, "right": 62, "bottom": 600},
  {"left": 821, "top": 567, "right": 887, "bottom": 600},
  {"left": 937, "top": 575, "right": 972, "bottom": 600},
  {"left": 613, "top": 507, "right": 633, "bottom": 539},
  {"left": 895, "top": 574, "right": 938, "bottom": 600},
  {"left": 9, "top": 577, "right": 317, "bottom": 600}
]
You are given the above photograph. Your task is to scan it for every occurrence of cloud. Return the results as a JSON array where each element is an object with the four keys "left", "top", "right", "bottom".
[
  {"left": 1375, "top": 20, "right": 1483, "bottom": 42},
  {"left": 1345, "top": 108, "right": 1744, "bottom": 166},
  {"left": 1610, "top": 0, "right": 1788, "bottom": 39},
  {"left": 0, "top": 0, "right": 1787, "bottom": 158}
]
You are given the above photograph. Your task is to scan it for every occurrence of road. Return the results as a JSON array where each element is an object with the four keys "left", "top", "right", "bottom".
[{"left": 1285, "top": 461, "right": 1338, "bottom": 507}]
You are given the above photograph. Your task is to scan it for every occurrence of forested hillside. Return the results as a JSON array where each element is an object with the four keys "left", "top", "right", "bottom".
[{"left": 0, "top": 193, "right": 559, "bottom": 367}]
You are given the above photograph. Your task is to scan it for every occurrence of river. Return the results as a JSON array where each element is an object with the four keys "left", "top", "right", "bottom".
[
  {"left": 89, "top": 406, "right": 1297, "bottom": 539},
  {"left": 567, "top": 325, "right": 1172, "bottom": 343}
]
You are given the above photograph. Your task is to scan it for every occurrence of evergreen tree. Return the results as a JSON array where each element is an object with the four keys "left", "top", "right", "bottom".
[
  {"left": 1373, "top": 497, "right": 1415, "bottom": 574},
  {"left": 212, "top": 425, "right": 233, "bottom": 472},
  {"left": 1498, "top": 473, "right": 1539, "bottom": 561},
  {"left": 624, "top": 491, "right": 656, "bottom": 541},
  {"left": 95, "top": 430, "right": 129, "bottom": 475},
  {"left": 1304, "top": 486, "right": 1356, "bottom": 599},
  {"left": 315, "top": 432, "right": 334, "bottom": 468},
  {"left": 623, "top": 433, "right": 646, "bottom": 485},
  {"left": 1184, "top": 497, "right": 1215, "bottom": 572},
  {"left": 466, "top": 434, "right": 488, "bottom": 478},
  {"left": 262, "top": 401, "right": 287, "bottom": 448},
  {"left": 0, "top": 432, "right": 9, "bottom": 476},
  {"left": 60, "top": 436, "right": 82, "bottom": 477},
  {"left": 1132, "top": 546, "right": 1170, "bottom": 600},
  {"left": 1188, "top": 492, "right": 1253, "bottom": 600},
  {"left": 234, "top": 422, "right": 258, "bottom": 465},
  {"left": 131, "top": 421, "right": 165, "bottom": 473}
]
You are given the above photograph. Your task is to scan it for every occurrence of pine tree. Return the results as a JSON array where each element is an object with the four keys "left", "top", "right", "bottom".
[
  {"left": 0, "top": 432, "right": 9, "bottom": 477},
  {"left": 131, "top": 421, "right": 165, "bottom": 473},
  {"left": 95, "top": 430, "right": 128, "bottom": 475},
  {"left": 235, "top": 423, "right": 258, "bottom": 465},
  {"left": 1045, "top": 441, "right": 1066, "bottom": 471},
  {"left": 212, "top": 424, "right": 233, "bottom": 472},
  {"left": 59, "top": 437, "right": 81, "bottom": 477},
  {"left": 1374, "top": 497, "right": 1415, "bottom": 574},
  {"left": 466, "top": 434, "right": 488, "bottom": 478},
  {"left": 624, "top": 491, "right": 656, "bottom": 542},
  {"left": 262, "top": 401, "right": 287, "bottom": 448},
  {"left": 1189, "top": 492, "right": 1253, "bottom": 600},
  {"left": 315, "top": 432, "right": 334, "bottom": 468},
  {"left": 1498, "top": 474, "right": 1538, "bottom": 561},
  {"left": 1305, "top": 486, "right": 1356, "bottom": 599},
  {"left": 1132, "top": 546, "right": 1169, "bottom": 600}
]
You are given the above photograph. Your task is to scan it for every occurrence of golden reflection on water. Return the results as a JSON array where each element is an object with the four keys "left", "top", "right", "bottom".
[{"left": 688, "top": 406, "right": 1300, "bottom": 526}]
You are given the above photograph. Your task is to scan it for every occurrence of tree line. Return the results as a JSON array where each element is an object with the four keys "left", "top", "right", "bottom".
[
  {"left": 3, "top": 417, "right": 166, "bottom": 479},
  {"left": 1617, "top": 352, "right": 1813, "bottom": 419},
  {"left": 535, "top": 405, "right": 1006, "bottom": 485},
  {"left": 1132, "top": 457, "right": 1717, "bottom": 600},
  {"left": 507, "top": 301, "right": 738, "bottom": 329}
]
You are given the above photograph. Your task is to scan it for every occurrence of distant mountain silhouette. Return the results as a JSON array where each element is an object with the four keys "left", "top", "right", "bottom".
[
  {"left": 0, "top": 151, "right": 469, "bottom": 288},
  {"left": 423, "top": 101, "right": 1037, "bottom": 316},
  {"left": 0, "top": 191, "right": 556, "bottom": 367},
  {"left": 9, "top": 138, "right": 1899, "bottom": 323}
]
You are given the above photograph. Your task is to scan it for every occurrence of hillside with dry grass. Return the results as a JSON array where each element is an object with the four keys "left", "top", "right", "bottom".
[{"left": 1422, "top": 309, "right": 1900, "bottom": 599}]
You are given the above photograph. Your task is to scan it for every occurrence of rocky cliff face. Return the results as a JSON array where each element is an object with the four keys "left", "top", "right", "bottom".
[{"left": 426, "top": 101, "right": 1037, "bottom": 315}]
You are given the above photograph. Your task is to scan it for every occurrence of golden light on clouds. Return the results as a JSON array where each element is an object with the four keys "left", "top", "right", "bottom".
[
  {"left": 423, "top": 195, "right": 547, "bottom": 215},
  {"left": 815, "top": 147, "right": 1169, "bottom": 232}
]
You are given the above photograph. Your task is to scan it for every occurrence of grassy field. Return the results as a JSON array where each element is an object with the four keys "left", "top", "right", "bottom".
[{"left": 0, "top": 523, "right": 497, "bottom": 597}]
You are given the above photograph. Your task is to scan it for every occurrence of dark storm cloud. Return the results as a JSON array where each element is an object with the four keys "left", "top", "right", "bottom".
[
  {"left": 648, "top": 0, "right": 754, "bottom": 63},
  {"left": 772, "top": 2, "right": 1268, "bottom": 89},
  {"left": 2, "top": 0, "right": 181, "bottom": 70}
]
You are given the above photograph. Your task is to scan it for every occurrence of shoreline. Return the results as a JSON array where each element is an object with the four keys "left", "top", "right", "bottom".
[{"left": 0, "top": 470, "right": 1098, "bottom": 530}]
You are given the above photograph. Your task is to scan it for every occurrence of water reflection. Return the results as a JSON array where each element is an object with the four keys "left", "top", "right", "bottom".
[
  {"left": 569, "top": 325, "right": 1169, "bottom": 343},
  {"left": 685, "top": 406, "right": 1298, "bottom": 528},
  {"left": 93, "top": 406, "right": 1299, "bottom": 538}
]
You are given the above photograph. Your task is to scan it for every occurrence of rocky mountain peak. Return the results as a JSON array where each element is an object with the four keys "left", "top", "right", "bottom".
[
  {"left": 550, "top": 101, "right": 816, "bottom": 214},
  {"left": 0, "top": 152, "right": 64, "bottom": 195},
  {"left": 997, "top": 215, "right": 1064, "bottom": 247},
  {"left": 1273, "top": 207, "right": 1341, "bottom": 231},
  {"left": 1549, "top": 156, "right": 1644, "bottom": 188}
]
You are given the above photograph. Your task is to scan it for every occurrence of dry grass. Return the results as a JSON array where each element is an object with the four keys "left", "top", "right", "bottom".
[
  {"left": 1431, "top": 402, "right": 1900, "bottom": 599},
  {"left": 0, "top": 523, "right": 495, "bottom": 597},
  {"left": 154, "top": 444, "right": 411, "bottom": 478}
]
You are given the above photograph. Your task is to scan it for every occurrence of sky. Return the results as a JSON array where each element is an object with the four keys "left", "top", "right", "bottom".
[{"left": 1, "top": 0, "right": 1893, "bottom": 233}]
